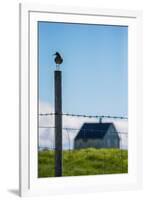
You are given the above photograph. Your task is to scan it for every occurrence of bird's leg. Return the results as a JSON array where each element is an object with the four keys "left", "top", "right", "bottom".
[{"left": 56, "top": 64, "right": 60, "bottom": 71}]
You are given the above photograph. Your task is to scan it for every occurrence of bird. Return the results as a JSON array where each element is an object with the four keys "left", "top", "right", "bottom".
[{"left": 53, "top": 52, "right": 63, "bottom": 70}]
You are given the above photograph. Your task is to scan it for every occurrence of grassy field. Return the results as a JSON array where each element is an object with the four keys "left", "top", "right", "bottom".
[{"left": 38, "top": 148, "right": 128, "bottom": 178}]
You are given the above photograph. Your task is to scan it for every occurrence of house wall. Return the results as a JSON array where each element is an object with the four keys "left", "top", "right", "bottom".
[
  {"left": 74, "top": 138, "right": 103, "bottom": 149},
  {"left": 103, "top": 125, "right": 120, "bottom": 148}
]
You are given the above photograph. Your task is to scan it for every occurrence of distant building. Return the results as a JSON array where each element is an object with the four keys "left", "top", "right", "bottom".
[{"left": 74, "top": 122, "right": 120, "bottom": 149}]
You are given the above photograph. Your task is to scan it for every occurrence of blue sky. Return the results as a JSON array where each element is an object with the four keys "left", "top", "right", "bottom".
[{"left": 38, "top": 22, "right": 128, "bottom": 117}]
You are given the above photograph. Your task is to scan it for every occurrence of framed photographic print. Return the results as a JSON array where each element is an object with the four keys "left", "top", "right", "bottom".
[{"left": 19, "top": 3, "right": 142, "bottom": 197}]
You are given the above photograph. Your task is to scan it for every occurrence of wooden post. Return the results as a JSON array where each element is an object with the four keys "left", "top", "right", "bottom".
[{"left": 54, "top": 70, "right": 62, "bottom": 176}]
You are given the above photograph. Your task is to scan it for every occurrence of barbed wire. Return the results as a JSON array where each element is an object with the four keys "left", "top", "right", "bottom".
[
  {"left": 39, "top": 126, "right": 128, "bottom": 135},
  {"left": 39, "top": 112, "right": 128, "bottom": 120}
]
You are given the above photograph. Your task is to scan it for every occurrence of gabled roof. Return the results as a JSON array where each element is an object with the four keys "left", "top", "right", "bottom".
[{"left": 75, "top": 123, "right": 115, "bottom": 140}]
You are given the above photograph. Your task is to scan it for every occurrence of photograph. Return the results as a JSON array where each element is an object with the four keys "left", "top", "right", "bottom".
[{"left": 38, "top": 21, "right": 128, "bottom": 178}]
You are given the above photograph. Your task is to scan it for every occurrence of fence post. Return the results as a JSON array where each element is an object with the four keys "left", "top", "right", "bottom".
[{"left": 54, "top": 70, "right": 62, "bottom": 177}]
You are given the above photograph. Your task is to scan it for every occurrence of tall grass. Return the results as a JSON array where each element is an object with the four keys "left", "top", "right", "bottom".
[{"left": 38, "top": 148, "right": 128, "bottom": 178}]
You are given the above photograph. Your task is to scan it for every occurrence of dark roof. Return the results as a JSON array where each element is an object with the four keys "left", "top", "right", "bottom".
[{"left": 75, "top": 123, "right": 114, "bottom": 140}]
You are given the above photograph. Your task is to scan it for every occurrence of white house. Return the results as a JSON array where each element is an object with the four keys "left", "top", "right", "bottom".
[{"left": 74, "top": 122, "right": 120, "bottom": 149}]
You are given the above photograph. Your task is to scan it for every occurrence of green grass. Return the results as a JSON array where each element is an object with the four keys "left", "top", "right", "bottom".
[{"left": 38, "top": 148, "right": 128, "bottom": 178}]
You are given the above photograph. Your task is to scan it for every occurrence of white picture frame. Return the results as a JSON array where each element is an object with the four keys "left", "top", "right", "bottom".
[{"left": 19, "top": 3, "right": 143, "bottom": 197}]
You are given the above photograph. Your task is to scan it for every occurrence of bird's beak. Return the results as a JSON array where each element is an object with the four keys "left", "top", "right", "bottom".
[{"left": 53, "top": 53, "right": 56, "bottom": 56}]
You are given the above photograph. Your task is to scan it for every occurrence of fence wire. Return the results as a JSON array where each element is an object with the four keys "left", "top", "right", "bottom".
[{"left": 39, "top": 112, "right": 128, "bottom": 120}]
